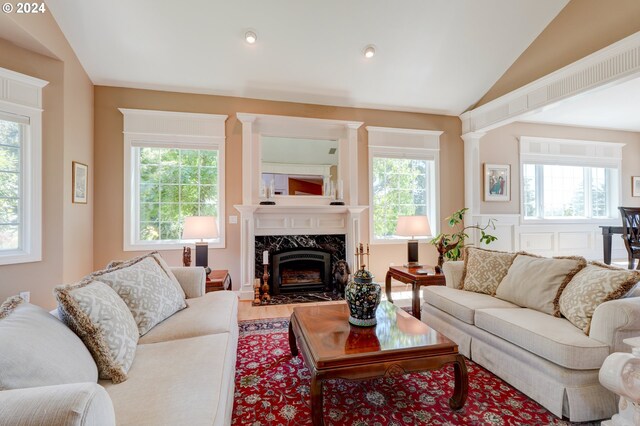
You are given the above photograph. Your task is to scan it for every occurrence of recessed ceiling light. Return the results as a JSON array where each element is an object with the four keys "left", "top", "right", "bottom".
[
  {"left": 245, "top": 31, "right": 257, "bottom": 44},
  {"left": 363, "top": 45, "right": 376, "bottom": 59}
]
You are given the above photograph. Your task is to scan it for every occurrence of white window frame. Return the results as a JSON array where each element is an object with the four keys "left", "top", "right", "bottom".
[
  {"left": 519, "top": 136, "right": 623, "bottom": 224},
  {"left": 367, "top": 126, "right": 441, "bottom": 244},
  {"left": 120, "top": 109, "right": 228, "bottom": 251},
  {"left": 0, "top": 68, "right": 47, "bottom": 266}
]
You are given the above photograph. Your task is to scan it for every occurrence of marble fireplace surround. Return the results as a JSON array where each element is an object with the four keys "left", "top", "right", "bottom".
[{"left": 255, "top": 234, "right": 346, "bottom": 294}]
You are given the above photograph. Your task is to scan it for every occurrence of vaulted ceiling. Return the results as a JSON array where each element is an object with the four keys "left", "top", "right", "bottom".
[{"left": 47, "top": 0, "right": 567, "bottom": 115}]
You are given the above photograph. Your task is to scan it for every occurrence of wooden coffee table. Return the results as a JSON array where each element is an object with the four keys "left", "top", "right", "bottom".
[{"left": 288, "top": 301, "right": 468, "bottom": 425}]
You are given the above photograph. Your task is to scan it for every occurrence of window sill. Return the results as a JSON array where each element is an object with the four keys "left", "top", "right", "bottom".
[
  {"left": 520, "top": 217, "right": 618, "bottom": 226},
  {"left": 0, "top": 250, "right": 42, "bottom": 266},
  {"left": 124, "top": 241, "right": 226, "bottom": 251}
]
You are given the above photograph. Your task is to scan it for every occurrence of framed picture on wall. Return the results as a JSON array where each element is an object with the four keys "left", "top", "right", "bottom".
[
  {"left": 72, "top": 161, "right": 88, "bottom": 204},
  {"left": 484, "top": 163, "right": 510, "bottom": 201},
  {"left": 633, "top": 176, "right": 640, "bottom": 197}
]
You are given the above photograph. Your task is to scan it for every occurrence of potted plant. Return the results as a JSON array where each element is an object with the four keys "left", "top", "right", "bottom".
[{"left": 430, "top": 208, "right": 497, "bottom": 270}]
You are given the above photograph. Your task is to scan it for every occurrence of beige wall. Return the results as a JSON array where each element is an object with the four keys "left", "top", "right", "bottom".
[
  {"left": 94, "top": 86, "right": 463, "bottom": 283},
  {"left": 475, "top": 0, "right": 640, "bottom": 108},
  {"left": 0, "top": 12, "right": 94, "bottom": 308},
  {"left": 479, "top": 122, "right": 640, "bottom": 215}
]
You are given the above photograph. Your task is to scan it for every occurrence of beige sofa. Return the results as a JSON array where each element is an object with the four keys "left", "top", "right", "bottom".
[
  {"left": 0, "top": 267, "right": 239, "bottom": 426},
  {"left": 421, "top": 260, "right": 640, "bottom": 423}
]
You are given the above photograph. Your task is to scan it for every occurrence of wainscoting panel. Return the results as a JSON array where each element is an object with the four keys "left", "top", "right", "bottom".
[{"left": 471, "top": 214, "right": 627, "bottom": 261}]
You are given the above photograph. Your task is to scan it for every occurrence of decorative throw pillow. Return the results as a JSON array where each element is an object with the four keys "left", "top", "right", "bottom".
[
  {"left": 559, "top": 262, "right": 640, "bottom": 334},
  {"left": 91, "top": 253, "right": 186, "bottom": 335},
  {"left": 54, "top": 281, "right": 139, "bottom": 383},
  {"left": 0, "top": 296, "right": 98, "bottom": 390},
  {"left": 461, "top": 247, "right": 517, "bottom": 295},
  {"left": 495, "top": 253, "right": 586, "bottom": 316},
  {"left": 106, "top": 251, "right": 186, "bottom": 299}
]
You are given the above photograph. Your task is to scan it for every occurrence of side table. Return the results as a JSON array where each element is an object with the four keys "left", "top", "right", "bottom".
[
  {"left": 206, "top": 269, "right": 232, "bottom": 293},
  {"left": 385, "top": 266, "right": 445, "bottom": 320}
]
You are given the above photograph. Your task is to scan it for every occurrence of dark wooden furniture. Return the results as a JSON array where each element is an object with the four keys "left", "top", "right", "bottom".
[
  {"left": 205, "top": 269, "right": 231, "bottom": 293},
  {"left": 288, "top": 302, "right": 467, "bottom": 426},
  {"left": 385, "top": 265, "right": 445, "bottom": 320},
  {"left": 619, "top": 207, "right": 640, "bottom": 269},
  {"left": 600, "top": 225, "right": 625, "bottom": 265}
]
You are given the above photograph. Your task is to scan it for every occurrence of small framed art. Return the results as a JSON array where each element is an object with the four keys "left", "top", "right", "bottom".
[
  {"left": 72, "top": 161, "right": 88, "bottom": 204},
  {"left": 633, "top": 176, "right": 640, "bottom": 197},
  {"left": 484, "top": 163, "right": 510, "bottom": 202}
]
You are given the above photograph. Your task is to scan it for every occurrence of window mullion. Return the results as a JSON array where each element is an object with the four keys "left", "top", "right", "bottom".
[
  {"left": 584, "top": 168, "right": 592, "bottom": 218},
  {"left": 536, "top": 165, "right": 544, "bottom": 219}
]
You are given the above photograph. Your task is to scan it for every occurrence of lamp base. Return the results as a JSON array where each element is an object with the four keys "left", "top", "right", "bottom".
[
  {"left": 195, "top": 242, "right": 209, "bottom": 270},
  {"left": 259, "top": 201, "right": 276, "bottom": 205},
  {"left": 403, "top": 262, "right": 423, "bottom": 268},
  {"left": 330, "top": 201, "right": 345, "bottom": 205}
]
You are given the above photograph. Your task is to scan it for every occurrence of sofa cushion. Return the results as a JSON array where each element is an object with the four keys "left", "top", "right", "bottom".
[
  {"left": 101, "top": 333, "right": 236, "bottom": 426},
  {"left": 560, "top": 262, "right": 640, "bottom": 334},
  {"left": 423, "top": 286, "right": 521, "bottom": 325},
  {"left": 0, "top": 296, "right": 98, "bottom": 390},
  {"left": 55, "top": 281, "right": 140, "bottom": 383},
  {"left": 495, "top": 254, "right": 586, "bottom": 316},
  {"left": 107, "top": 251, "right": 186, "bottom": 299},
  {"left": 139, "top": 291, "right": 239, "bottom": 344},
  {"left": 474, "top": 308, "right": 610, "bottom": 370},
  {"left": 461, "top": 247, "right": 517, "bottom": 295},
  {"left": 90, "top": 254, "right": 187, "bottom": 336}
]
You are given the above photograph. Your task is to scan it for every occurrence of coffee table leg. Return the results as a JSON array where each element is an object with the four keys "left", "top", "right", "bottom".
[
  {"left": 449, "top": 355, "right": 468, "bottom": 410},
  {"left": 412, "top": 281, "right": 421, "bottom": 320},
  {"left": 310, "top": 374, "right": 323, "bottom": 425},
  {"left": 288, "top": 317, "right": 298, "bottom": 357},
  {"left": 385, "top": 270, "right": 393, "bottom": 304}
]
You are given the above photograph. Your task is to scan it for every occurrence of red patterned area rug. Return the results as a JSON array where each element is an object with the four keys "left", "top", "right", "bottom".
[{"left": 232, "top": 318, "right": 597, "bottom": 426}]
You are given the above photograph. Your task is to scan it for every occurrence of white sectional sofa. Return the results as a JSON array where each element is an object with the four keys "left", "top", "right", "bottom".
[
  {"left": 0, "top": 267, "right": 239, "bottom": 426},
  {"left": 421, "top": 260, "right": 640, "bottom": 423}
]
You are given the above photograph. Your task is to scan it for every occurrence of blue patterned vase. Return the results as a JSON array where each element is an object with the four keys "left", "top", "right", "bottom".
[{"left": 345, "top": 269, "right": 381, "bottom": 327}]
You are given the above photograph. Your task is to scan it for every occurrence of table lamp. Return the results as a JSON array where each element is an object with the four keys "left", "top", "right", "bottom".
[
  {"left": 395, "top": 215, "right": 431, "bottom": 267},
  {"left": 182, "top": 216, "right": 219, "bottom": 272}
]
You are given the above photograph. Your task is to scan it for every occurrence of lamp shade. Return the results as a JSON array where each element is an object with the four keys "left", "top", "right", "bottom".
[
  {"left": 395, "top": 215, "right": 431, "bottom": 238},
  {"left": 182, "top": 216, "right": 219, "bottom": 240}
]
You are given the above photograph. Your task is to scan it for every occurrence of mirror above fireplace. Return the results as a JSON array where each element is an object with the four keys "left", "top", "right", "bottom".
[{"left": 261, "top": 136, "right": 339, "bottom": 197}]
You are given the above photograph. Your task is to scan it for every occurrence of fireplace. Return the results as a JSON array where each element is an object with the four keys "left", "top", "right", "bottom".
[
  {"left": 255, "top": 234, "right": 346, "bottom": 295},
  {"left": 272, "top": 249, "right": 331, "bottom": 294}
]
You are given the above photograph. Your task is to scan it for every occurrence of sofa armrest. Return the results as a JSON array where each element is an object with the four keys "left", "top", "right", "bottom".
[
  {"left": 170, "top": 267, "right": 206, "bottom": 298},
  {"left": 590, "top": 297, "right": 640, "bottom": 353},
  {"left": 442, "top": 261, "right": 464, "bottom": 289},
  {"left": 0, "top": 382, "right": 115, "bottom": 426}
]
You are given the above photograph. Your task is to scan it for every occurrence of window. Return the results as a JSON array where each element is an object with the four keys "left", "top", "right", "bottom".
[
  {"left": 520, "top": 137, "right": 622, "bottom": 221},
  {"left": 367, "top": 127, "right": 441, "bottom": 242},
  {"left": 135, "top": 147, "right": 219, "bottom": 242},
  {"left": 121, "top": 109, "right": 227, "bottom": 250},
  {"left": 0, "top": 69, "right": 46, "bottom": 265}
]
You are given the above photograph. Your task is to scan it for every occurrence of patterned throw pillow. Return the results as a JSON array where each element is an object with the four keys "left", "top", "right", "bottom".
[
  {"left": 461, "top": 247, "right": 517, "bottom": 295},
  {"left": 91, "top": 253, "right": 187, "bottom": 336},
  {"left": 106, "top": 251, "right": 186, "bottom": 299},
  {"left": 495, "top": 253, "right": 586, "bottom": 316},
  {"left": 55, "top": 281, "right": 139, "bottom": 383},
  {"left": 559, "top": 262, "right": 640, "bottom": 334}
]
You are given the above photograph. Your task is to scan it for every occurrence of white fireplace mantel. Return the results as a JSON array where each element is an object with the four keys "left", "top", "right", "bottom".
[{"left": 234, "top": 204, "right": 368, "bottom": 299}]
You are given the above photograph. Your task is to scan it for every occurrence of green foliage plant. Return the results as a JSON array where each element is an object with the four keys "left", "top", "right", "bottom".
[{"left": 430, "top": 208, "right": 497, "bottom": 267}]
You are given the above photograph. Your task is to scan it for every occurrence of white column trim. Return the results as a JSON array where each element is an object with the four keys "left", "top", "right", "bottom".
[{"left": 461, "top": 132, "right": 485, "bottom": 218}]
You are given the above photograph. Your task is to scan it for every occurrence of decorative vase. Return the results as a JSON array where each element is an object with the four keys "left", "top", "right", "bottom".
[{"left": 345, "top": 269, "right": 381, "bottom": 327}]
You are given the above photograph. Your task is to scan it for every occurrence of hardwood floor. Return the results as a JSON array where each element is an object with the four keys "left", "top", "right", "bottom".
[{"left": 237, "top": 282, "right": 414, "bottom": 321}]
